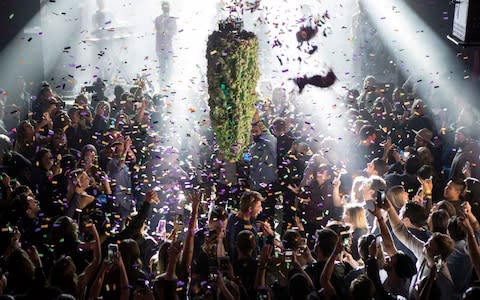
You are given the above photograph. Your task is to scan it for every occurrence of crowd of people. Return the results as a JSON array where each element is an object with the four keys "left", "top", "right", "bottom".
[
  {"left": 0, "top": 70, "right": 479, "bottom": 300},
  {"left": 0, "top": 12, "right": 480, "bottom": 300}
]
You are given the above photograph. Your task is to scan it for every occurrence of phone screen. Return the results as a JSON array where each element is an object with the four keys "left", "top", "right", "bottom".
[
  {"left": 107, "top": 243, "right": 118, "bottom": 261},
  {"left": 376, "top": 190, "right": 385, "bottom": 206},
  {"left": 284, "top": 250, "right": 293, "bottom": 263}
]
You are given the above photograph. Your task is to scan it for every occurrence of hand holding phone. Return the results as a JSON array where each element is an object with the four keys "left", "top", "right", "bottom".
[{"left": 218, "top": 256, "right": 230, "bottom": 273}]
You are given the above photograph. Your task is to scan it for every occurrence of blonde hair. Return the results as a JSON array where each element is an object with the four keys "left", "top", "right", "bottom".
[
  {"left": 345, "top": 205, "right": 368, "bottom": 230},
  {"left": 351, "top": 176, "right": 368, "bottom": 203},
  {"left": 386, "top": 185, "right": 407, "bottom": 209}
]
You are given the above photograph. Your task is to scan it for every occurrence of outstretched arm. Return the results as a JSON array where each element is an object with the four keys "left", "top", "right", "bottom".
[
  {"left": 320, "top": 238, "right": 341, "bottom": 299},
  {"left": 368, "top": 203, "right": 397, "bottom": 256},
  {"left": 78, "top": 223, "right": 102, "bottom": 299},
  {"left": 385, "top": 198, "right": 424, "bottom": 259},
  {"left": 179, "top": 190, "right": 202, "bottom": 279},
  {"left": 118, "top": 190, "right": 159, "bottom": 238},
  {"left": 255, "top": 243, "right": 272, "bottom": 289}
]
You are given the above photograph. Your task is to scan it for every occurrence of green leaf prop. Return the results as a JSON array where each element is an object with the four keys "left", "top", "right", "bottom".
[{"left": 207, "top": 27, "right": 260, "bottom": 161}]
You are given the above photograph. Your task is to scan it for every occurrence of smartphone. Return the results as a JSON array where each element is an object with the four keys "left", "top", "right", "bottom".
[
  {"left": 284, "top": 249, "right": 294, "bottom": 263},
  {"left": 376, "top": 190, "right": 386, "bottom": 206},
  {"left": 341, "top": 234, "right": 350, "bottom": 247},
  {"left": 218, "top": 256, "right": 230, "bottom": 273},
  {"left": 107, "top": 243, "right": 118, "bottom": 262},
  {"left": 156, "top": 219, "right": 166, "bottom": 241},
  {"left": 209, "top": 266, "right": 218, "bottom": 281},
  {"left": 434, "top": 255, "right": 443, "bottom": 273},
  {"left": 463, "top": 161, "right": 471, "bottom": 175}
]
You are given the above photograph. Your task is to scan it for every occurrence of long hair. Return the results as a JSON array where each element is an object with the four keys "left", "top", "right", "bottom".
[
  {"left": 345, "top": 205, "right": 368, "bottom": 230},
  {"left": 386, "top": 185, "right": 407, "bottom": 209}
]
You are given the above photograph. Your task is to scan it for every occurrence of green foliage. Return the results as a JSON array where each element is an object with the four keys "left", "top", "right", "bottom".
[{"left": 207, "top": 29, "right": 260, "bottom": 161}]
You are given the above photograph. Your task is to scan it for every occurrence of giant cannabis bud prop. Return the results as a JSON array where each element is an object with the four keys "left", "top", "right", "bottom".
[{"left": 207, "top": 19, "right": 260, "bottom": 161}]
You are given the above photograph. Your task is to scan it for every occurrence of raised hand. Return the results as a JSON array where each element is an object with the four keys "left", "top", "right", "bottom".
[
  {"left": 124, "top": 136, "right": 133, "bottom": 150},
  {"left": 419, "top": 177, "right": 433, "bottom": 195},
  {"left": 287, "top": 184, "right": 300, "bottom": 195},
  {"left": 26, "top": 245, "right": 42, "bottom": 268},
  {"left": 383, "top": 137, "right": 393, "bottom": 151},
  {"left": 332, "top": 176, "right": 341, "bottom": 189},
  {"left": 458, "top": 216, "right": 474, "bottom": 236},
  {"left": 260, "top": 221, "right": 274, "bottom": 237},
  {"left": 186, "top": 189, "right": 202, "bottom": 209},
  {"left": 259, "top": 243, "right": 273, "bottom": 266},
  {"left": 462, "top": 201, "right": 472, "bottom": 216}
]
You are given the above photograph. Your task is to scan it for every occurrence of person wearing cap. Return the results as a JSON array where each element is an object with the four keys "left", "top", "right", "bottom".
[
  {"left": 411, "top": 127, "right": 445, "bottom": 175},
  {"left": 449, "top": 126, "right": 480, "bottom": 180},
  {"left": 413, "top": 128, "right": 434, "bottom": 149}
]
